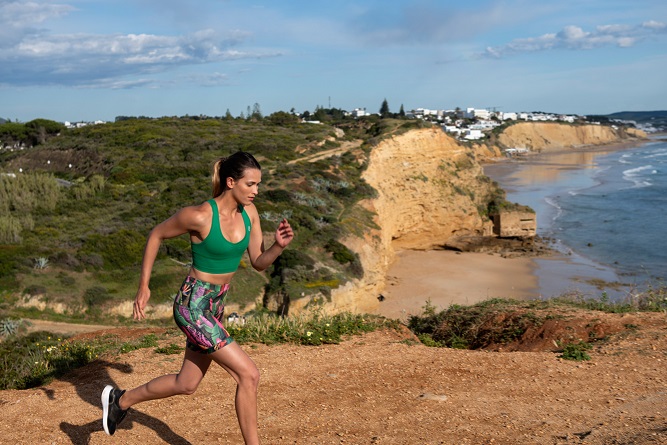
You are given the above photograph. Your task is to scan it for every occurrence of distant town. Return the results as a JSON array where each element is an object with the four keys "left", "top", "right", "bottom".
[{"left": 1, "top": 105, "right": 663, "bottom": 154}]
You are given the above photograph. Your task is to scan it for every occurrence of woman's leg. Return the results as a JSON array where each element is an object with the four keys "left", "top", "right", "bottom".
[
  {"left": 119, "top": 347, "right": 212, "bottom": 410},
  {"left": 210, "top": 342, "right": 261, "bottom": 445}
]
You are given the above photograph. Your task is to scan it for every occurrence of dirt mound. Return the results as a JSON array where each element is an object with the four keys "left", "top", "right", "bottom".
[
  {"left": 486, "top": 309, "right": 664, "bottom": 353},
  {"left": 1, "top": 312, "right": 666, "bottom": 444}
]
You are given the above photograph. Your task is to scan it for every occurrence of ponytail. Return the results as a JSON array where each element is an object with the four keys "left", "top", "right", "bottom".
[{"left": 211, "top": 151, "right": 261, "bottom": 198}]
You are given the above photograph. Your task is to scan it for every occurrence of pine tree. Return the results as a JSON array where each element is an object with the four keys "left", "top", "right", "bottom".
[{"left": 379, "top": 98, "right": 390, "bottom": 118}]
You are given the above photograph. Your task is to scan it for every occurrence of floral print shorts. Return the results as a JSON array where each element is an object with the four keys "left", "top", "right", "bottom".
[{"left": 173, "top": 276, "right": 234, "bottom": 354}]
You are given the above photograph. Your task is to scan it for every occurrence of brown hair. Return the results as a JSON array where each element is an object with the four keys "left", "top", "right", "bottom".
[{"left": 212, "top": 151, "right": 261, "bottom": 198}]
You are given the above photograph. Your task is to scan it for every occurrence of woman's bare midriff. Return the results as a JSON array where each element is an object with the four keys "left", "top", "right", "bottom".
[{"left": 188, "top": 268, "right": 236, "bottom": 285}]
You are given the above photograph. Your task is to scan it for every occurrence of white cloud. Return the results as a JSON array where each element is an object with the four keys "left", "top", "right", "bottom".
[
  {"left": 0, "top": 1, "right": 73, "bottom": 28},
  {"left": 0, "top": 2, "right": 281, "bottom": 87},
  {"left": 483, "top": 21, "right": 667, "bottom": 58}
]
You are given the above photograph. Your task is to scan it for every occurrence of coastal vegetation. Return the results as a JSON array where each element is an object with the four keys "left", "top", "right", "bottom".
[
  {"left": 0, "top": 112, "right": 516, "bottom": 324},
  {"left": 0, "top": 115, "right": 386, "bottom": 318}
]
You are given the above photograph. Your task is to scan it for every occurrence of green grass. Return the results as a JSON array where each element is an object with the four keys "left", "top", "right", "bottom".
[
  {"left": 226, "top": 309, "right": 400, "bottom": 346},
  {"left": 0, "top": 329, "right": 178, "bottom": 390},
  {"left": 0, "top": 310, "right": 399, "bottom": 390}
]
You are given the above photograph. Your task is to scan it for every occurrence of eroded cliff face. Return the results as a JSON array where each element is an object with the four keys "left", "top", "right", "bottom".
[
  {"left": 496, "top": 122, "right": 646, "bottom": 152},
  {"left": 321, "top": 123, "right": 646, "bottom": 314},
  {"left": 328, "top": 128, "right": 495, "bottom": 313}
]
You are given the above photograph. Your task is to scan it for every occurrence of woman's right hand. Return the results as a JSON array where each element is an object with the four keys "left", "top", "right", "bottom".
[{"left": 133, "top": 288, "right": 151, "bottom": 320}]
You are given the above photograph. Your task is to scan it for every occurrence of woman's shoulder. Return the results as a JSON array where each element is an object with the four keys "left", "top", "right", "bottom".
[
  {"left": 243, "top": 203, "right": 260, "bottom": 223},
  {"left": 243, "top": 202, "right": 258, "bottom": 216},
  {"left": 176, "top": 200, "right": 213, "bottom": 224}
]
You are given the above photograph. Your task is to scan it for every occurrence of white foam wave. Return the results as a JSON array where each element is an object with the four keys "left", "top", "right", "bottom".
[
  {"left": 544, "top": 196, "right": 563, "bottom": 221},
  {"left": 644, "top": 149, "right": 667, "bottom": 159},
  {"left": 623, "top": 165, "right": 655, "bottom": 177},
  {"left": 623, "top": 165, "right": 655, "bottom": 188}
]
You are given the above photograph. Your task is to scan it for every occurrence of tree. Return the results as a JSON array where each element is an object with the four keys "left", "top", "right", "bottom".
[
  {"left": 379, "top": 98, "right": 390, "bottom": 118},
  {"left": 251, "top": 102, "right": 263, "bottom": 120},
  {"left": 268, "top": 111, "right": 299, "bottom": 126},
  {"left": 399, "top": 104, "right": 405, "bottom": 118}
]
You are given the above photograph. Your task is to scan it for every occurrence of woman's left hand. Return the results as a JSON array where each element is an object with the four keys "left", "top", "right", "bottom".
[{"left": 275, "top": 218, "right": 294, "bottom": 248}]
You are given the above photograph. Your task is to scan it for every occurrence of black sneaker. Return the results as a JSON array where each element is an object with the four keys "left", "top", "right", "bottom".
[{"left": 101, "top": 385, "right": 127, "bottom": 436}]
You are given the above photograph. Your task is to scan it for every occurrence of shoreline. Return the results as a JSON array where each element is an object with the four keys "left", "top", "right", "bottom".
[
  {"left": 374, "top": 250, "right": 539, "bottom": 321},
  {"left": 373, "top": 138, "right": 652, "bottom": 319}
]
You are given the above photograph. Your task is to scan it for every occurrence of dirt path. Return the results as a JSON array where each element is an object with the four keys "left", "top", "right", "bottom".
[
  {"left": 287, "top": 139, "right": 363, "bottom": 165},
  {"left": 1, "top": 311, "right": 666, "bottom": 444},
  {"left": 24, "top": 319, "right": 118, "bottom": 336}
]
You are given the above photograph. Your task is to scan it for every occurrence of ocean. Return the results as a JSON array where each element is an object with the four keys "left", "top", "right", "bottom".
[{"left": 485, "top": 136, "right": 667, "bottom": 299}]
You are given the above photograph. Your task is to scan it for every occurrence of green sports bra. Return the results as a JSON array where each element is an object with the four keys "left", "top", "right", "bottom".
[{"left": 191, "top": 199, "right": 251, "bottom": 274}]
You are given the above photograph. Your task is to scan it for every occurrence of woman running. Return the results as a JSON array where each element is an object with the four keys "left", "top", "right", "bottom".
[{"left": 101, "top": 151, "right": 293, "bottom": 445}]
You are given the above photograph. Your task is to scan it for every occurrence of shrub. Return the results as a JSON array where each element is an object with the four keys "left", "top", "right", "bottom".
[
  {"left": 23, "top": 285, "right": 47, "bottom": 296},
  {"left": 83, "top": 229, "right": 145, "bottom": 269},
  {"left": 0, "top": 215, "right": 23, "bottom": 244},
  {"left": 408, "top": 299, "right": 543, "bottom": 349},
  {"left": 83, "top": 286, "right": 112, "bottom": 308},
  {"left": 560, "top": 341, "right": 592, "bottom": 361},
  {"left": 52, "top": 252, "right": 81, "bottom": 270},
  {"left": 78, "top": 253, "right": 104, "bottom": 269},
  {"left": 33, "top": 257, "right": 49, "bottom": 270},
  {"left": 324, "top": 239, "right": 356, "bottom": 264},
  {"left": 264, "top": 188, "right": 292, "bottom": 203},
  {"left": 0, "top": 318, "right": 23, "bottom": 337}
]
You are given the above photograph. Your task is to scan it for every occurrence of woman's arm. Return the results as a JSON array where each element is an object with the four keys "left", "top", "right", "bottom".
[
  {"left": 245, "top": 205, "right": 294, "bottom": 272},
  {"left": 133, "top": 206, "right": 205, "bottom": 320}
]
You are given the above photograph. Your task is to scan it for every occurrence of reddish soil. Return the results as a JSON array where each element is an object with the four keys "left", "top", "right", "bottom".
[{"left": 1, "top": 309, "right": 666, "bottom": 444}]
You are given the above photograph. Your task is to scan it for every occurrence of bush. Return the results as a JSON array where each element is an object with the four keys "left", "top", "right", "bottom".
[
  {"left": 83, "top": 286, "right": 112, "bottom": 308},
  {"left": 23, "top": 285, "right": 47, "bottom": 296},
  {"left": 83, "top": 229, "right": 145, "bottom": 269},
  {"left": 78, "top": 253, "right": 104, "bottom": 269},
  {"left": 324, "top": 239, "right": 356, "bottom": 264},
  {"left": 408, "top": 299, "right": 543, "bottom": 349},
  {"left": 52, "top": 252, "right": 81, "bottom": 270},
  {"left": 560, "top": 341, "right": 592, "bottom": 361},
  {"left": 264, "top": 188, "right": 292, "bottom": 203}
]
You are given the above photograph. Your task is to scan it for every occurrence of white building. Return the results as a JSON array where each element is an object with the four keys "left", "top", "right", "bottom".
[
  {"left": 464, "top": 129, "right": 484, "bottom": 140},
  {"left": 464, "top": 108, "right": 491, "bottom": 120}
]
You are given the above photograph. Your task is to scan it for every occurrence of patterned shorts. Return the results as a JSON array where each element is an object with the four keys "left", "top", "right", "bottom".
[{"left": 173, "top": 276, "right": 234, "bottom": 354}]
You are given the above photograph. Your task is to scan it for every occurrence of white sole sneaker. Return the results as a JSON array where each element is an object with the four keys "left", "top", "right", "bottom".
[{"left": 101, "top": 385, "right": 113, "bottom": 435}]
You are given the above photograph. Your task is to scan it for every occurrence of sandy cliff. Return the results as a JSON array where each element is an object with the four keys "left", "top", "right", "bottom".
[
  {"left": 324, "top": 123, "right": 646, "bottom": 314},
  {"left": 496, "top": 122, "right": 646, "bottom": 152},
  {"left": 329, "top": 128, "right": 495, "bottom": 313}
]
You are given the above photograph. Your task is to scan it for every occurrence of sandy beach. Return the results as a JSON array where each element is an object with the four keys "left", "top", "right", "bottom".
[
  {"left": 373, "top": 140, "right": 651, "bottom": 320},
  {"left": 375, "top": 250, "right": 539, "bottom": 320}
]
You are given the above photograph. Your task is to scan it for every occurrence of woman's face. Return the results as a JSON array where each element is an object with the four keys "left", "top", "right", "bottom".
[{"left": 228, "top": 168, "right": 261, "bottom": 205}]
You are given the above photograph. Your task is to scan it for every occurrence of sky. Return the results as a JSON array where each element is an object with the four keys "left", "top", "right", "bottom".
[{"left": 1, "top": 0, "right": 666, "bottom": 123}]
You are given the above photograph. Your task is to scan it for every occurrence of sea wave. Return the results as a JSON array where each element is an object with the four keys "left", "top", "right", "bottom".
[
  {"left": 622, "top": 165, "right": 655, "bottom": 188},
  {"left": 644, "top": 149, "right": 667, "bottom": 159},
  {"left": 618, "top": 153, "right": 633, "bottom": 164},
  {"left": 623, "top": 165, "right": 655, "bottom": 176},
  {"left": 544, "top": 196, "right": 563, "bottom": 221}
]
